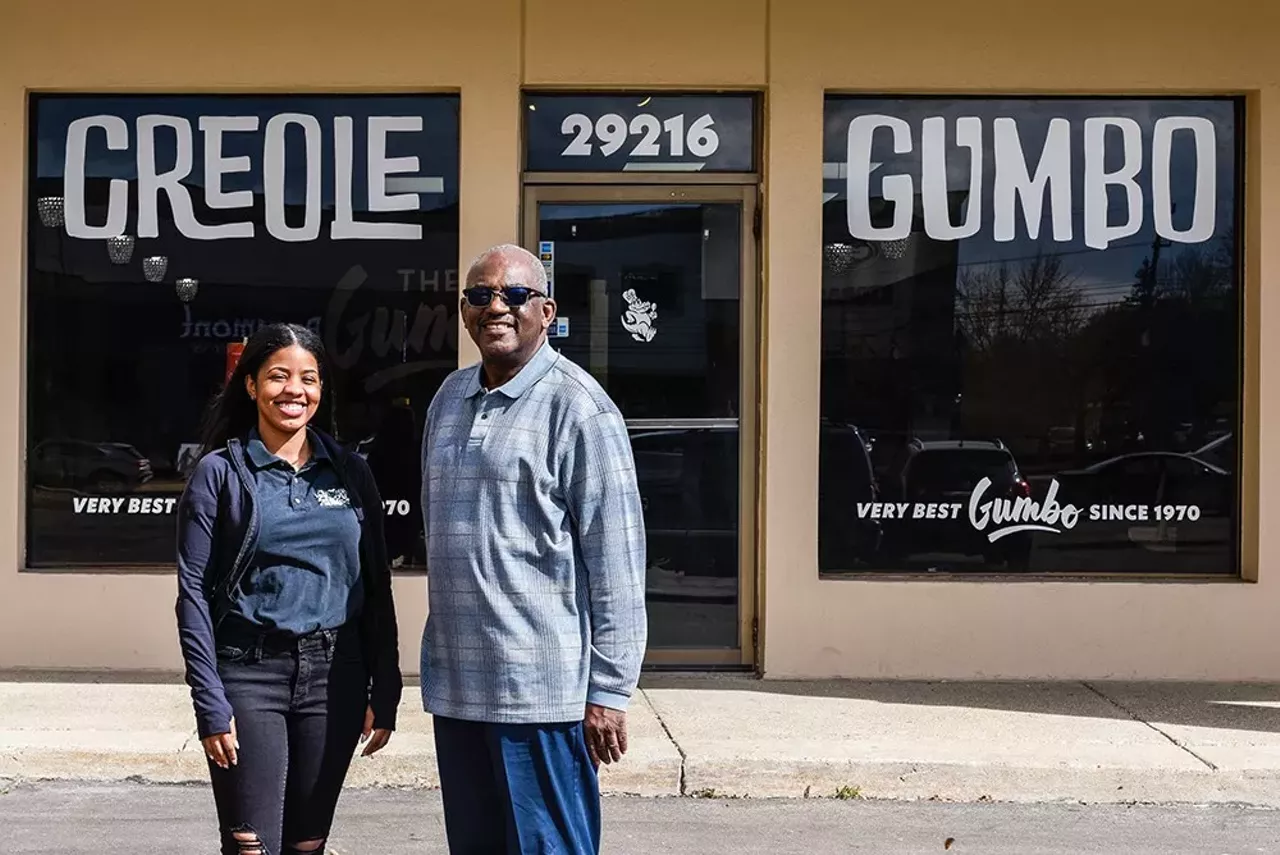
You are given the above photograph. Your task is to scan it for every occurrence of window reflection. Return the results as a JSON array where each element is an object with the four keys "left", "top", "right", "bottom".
[
  {"left": 819, "top": 97, "right": 1242, "bottom": 575},
  {"left": 26, "top": 95, "right": 459, "bottom": 568},
  {"left": 537, "top": 200, "right": 743, "bottom": 648},
  {"left": 632, "top": 427, "right": 740, "bottom": 649}
]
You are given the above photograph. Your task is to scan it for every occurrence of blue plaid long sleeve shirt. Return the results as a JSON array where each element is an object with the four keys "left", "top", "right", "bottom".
[{"left": 419, "top": 340, "right": 648, "bottom": 723}]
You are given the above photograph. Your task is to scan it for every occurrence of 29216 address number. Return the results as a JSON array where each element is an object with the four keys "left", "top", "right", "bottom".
[{"left": 560, "top": 112, "right": 720, "bottom": 159}]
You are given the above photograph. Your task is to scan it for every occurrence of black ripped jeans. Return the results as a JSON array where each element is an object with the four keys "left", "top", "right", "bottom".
[{"left": 210, "top": 624, "right": 368, "bottom": 855}]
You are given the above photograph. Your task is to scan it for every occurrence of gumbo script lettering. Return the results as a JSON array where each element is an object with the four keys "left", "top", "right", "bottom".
[{"left": 856, "top": 478, "right": 1085, "bottom": 542}]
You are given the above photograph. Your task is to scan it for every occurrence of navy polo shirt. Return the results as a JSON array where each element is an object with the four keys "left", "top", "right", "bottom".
[{"left": 229, "top": 429, "right": 364, "bottom": 635}]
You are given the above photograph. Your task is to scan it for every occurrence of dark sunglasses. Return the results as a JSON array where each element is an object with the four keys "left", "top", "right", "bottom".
[{"left": 462, "top": 286, "right": 547, "bottom": 308}]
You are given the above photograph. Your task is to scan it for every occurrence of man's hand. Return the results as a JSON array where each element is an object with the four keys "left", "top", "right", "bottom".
[
  {"left": 202, "top": 717, "right": 239, "bottom": 769},
  {"left": 585, "top": 703, "right": 628, "bottom": 768}
]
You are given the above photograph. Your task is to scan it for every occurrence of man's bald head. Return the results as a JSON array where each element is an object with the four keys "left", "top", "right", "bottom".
[{"left": 466, "top": 244, "right": 549, "bottom": 293}]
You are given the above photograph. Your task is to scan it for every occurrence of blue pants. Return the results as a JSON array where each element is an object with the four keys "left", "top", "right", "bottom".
[{"left": 434, "top": 716, "right": 601, "bottom": 854}]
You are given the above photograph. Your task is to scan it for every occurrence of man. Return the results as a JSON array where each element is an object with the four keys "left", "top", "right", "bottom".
[{"left": 419, "top": 244, "right": 648, "bottom": 854}]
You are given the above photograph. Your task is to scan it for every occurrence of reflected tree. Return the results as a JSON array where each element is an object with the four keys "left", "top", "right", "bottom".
[
  {"left": 1080, "top": 236, "right": 1236, "bottom": 456},
  {"left": 956, "top": 252, "right": 1088, "bottom": 349},
  {"left": 949, "top": 238, "right": 1237, "bottom": 469},
  {"left": 953, "top": 252, "right": 1091, "bottom": 466}
]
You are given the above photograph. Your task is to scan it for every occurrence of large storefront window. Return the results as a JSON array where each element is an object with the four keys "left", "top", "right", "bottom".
[
  {"left": 819, "top": 97, "right": 1242, "bottom": 575},
  {"left": 26, "top": 94, "right": 459, "bottom": 568}
]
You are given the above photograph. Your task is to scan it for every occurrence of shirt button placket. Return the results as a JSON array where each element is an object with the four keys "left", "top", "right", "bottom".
[{"left": 470, "top": 398, "right": 495, "bottom": 445}]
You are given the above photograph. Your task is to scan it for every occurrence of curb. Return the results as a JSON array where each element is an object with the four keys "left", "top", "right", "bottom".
[
  {"left": 681, "top": 758, "right": 1280, "bottom": 807},
  {"left": 5, "top": 750, "right": 1280, "bottom": 808},
  {"left": 0, "top": 746, "right": 684, "bottom": 798}
]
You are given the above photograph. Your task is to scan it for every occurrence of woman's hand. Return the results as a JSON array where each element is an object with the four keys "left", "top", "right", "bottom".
[
  {"left": 360, "top": 705, "right": 392, "bottom": 757},
  {"left": 202, "top": 717, "right": 239, "bottom": 769}
]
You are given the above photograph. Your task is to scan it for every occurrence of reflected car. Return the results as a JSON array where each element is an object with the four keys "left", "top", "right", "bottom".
[
  {"left": 1192, "top": 433, "right": 1235, "bottom": 473},
  {"left": 629, "top": 427, "right": 740, "bottom": 580},
  {"left": 1041, "top": 425, "right": 1093, "bottom": 459},
  {"left": 1056, "top": 452, "right": 1231, "bottom": 516},
  {"left": 30, "top": 439, "right": 153, "bottom": 494},
  {"left": 882, "top": 439, "right": 1033, "bottom": 569},
  {"left": 1052, "top": 452, "right": 1233, "bottom": 554},
  {"left": 818, "top": 421, "right": 882, "bottom": 570}
]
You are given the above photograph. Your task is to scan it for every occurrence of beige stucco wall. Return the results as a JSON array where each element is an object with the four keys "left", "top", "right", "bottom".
[
  {"left": 0, "top": 0, "right": 1276, "bottom": 679},
  {"left": 761, "top": 0, "right": 1280, "bottom": 679},
  {"left": 0, "top": 0, "right": 530, "bottom": 671}
]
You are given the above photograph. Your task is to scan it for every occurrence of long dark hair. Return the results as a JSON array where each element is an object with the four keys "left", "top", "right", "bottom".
[{"left": 199, "top": 323, "right": 334, "bottom": 455}]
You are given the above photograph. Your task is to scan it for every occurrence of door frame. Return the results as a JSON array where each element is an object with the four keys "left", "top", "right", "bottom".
[{"left": 521, "top": 183, "right": 759, "bottom": 669}]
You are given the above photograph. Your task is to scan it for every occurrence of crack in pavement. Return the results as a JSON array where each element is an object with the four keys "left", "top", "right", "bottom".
[
  {"left": 1082, "top": 682, "right": 1219, "bottom": 771},
  {"left": 639, "top": 687, "right": 687, "bottom": 796}
]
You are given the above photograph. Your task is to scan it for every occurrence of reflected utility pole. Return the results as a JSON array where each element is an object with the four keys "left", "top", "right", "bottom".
[{"left": 1133, "top": 205, "right": 1175, "bottom": 452}]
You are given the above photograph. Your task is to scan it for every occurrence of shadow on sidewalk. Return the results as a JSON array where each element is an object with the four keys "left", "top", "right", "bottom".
[
  {"left": 8, "top": 670, "right": 1280, "bottom": 737},
  {"left": 639, "top": 674, "right": 1280, "bottom": 735}
]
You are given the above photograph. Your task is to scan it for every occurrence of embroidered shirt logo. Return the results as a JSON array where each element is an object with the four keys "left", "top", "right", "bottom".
[
  {"left": 315, "top": 488, "right": 351, "bottom": 509},
  {"left": 620, "top": 289, "right": 657, "bottom": 342}
]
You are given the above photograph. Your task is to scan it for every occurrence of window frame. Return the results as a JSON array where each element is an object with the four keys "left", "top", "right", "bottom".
[
  {"left": 21, "top": 91, "right": 462, "bottom": 573},
  {"left": 816, "top": 92, "right": 1247, "bottom": 581}
]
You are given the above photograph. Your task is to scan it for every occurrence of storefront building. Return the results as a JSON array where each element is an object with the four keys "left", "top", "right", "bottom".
[{"left": 1, "top": 0, "right": 1275, "bottom": 680}]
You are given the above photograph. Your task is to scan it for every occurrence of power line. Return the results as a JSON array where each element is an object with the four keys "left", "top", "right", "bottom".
[{"left": 950, "top": 238, "right": 1156, "bottom": 267}]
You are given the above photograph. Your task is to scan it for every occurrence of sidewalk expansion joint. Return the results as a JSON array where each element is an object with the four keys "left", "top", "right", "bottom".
[
  {"left": 1082, "top": 681, "right": 1219, "bottom": 772},
  {"left": 640, "top": 687, "right": 687, "bottom": 796}
]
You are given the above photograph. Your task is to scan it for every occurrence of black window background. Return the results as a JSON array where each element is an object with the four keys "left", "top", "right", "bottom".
[
  {"left": 819, "top": 97, "right": 1242, "bottom": 575},
  {"left": 26, "top": 94, "right": 459, "bottom": 569}
]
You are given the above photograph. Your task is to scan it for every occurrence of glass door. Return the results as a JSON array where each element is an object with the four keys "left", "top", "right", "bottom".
[{"left": 524, "top": 185, "right": 757, "bottom": 667}]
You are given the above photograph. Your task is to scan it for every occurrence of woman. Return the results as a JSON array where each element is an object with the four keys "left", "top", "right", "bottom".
[{"left": 175, "top": 323, "right": 401, "bottom": 855}]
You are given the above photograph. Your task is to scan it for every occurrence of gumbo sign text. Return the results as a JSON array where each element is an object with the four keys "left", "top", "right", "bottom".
[{"left": 845, "top": 113, "right": 1221, "bottom": 250}]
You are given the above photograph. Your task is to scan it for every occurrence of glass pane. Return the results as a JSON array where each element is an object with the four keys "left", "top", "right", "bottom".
[
  {"left": 631, "top": 426, "right": 739, "bottom": 649},
  {"left": 540, "top": 203, "right": 741, "bottom": 419},
  {"left": 539, "top": 201, "right": 741, "bottom": 648},
  {"left": 819, "top": 97, "right": 1241, "bottom": 576},
  {"left": 26, "top": 94, "right": 460, "bottom": 568}
]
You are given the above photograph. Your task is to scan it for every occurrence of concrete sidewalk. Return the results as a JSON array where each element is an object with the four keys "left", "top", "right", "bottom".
[{"left": 3, "top": 674, "right": 1280, "bottom": 807}]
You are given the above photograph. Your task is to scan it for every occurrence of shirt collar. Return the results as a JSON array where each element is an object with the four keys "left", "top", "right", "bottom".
[
  {"left": 462, "top": 339, "right": 558, "bottom": 400},
  {"left": 246, "top": 426, "right": 329, "bottom": 469}
]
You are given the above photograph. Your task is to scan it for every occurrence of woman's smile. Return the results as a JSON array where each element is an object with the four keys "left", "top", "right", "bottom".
[{"left": 274, "top": 400, "right": 307, "bottom": 419}]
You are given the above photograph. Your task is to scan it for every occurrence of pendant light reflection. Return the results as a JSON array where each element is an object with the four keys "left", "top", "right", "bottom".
[
  {"left": 823, "top": 242, "right": 855, "bottom": 275},
  {"left": 106, "top": 235, "right": 136, "bottom": 265},
  {"left": 143, "top": 256, "right": 168, "bottom": 283},
  {"left": 175, "top": 277, "right": 199, "bottom": 303},
  {"left": 879, "top": 237, "right": 910, "bottom": 260},
  {"left": 36, "top": 196, "right": 65, "bottom": 229}
]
